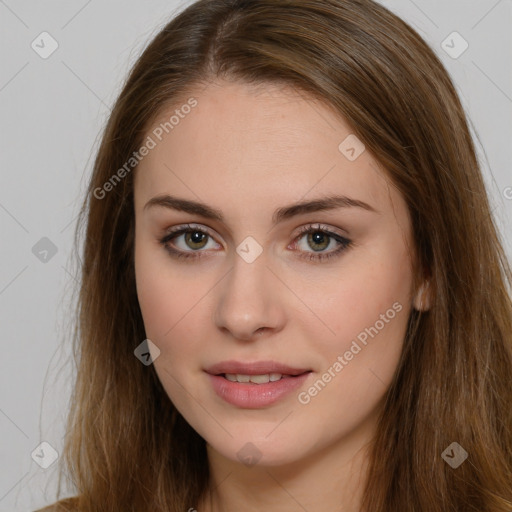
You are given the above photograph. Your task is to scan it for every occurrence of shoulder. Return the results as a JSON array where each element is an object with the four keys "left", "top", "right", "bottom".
[{"left": 33, "top": 497, "right": 80, "bottom": 512}]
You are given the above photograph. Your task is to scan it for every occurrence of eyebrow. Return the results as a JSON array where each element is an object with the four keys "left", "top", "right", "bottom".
[{"left": 143, "top": 193, "right": 378, "bottom": 224}]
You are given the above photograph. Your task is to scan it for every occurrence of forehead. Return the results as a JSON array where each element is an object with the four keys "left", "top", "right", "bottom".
[{"left": 134, "top": 80, "right": 398, "bottom": 221}]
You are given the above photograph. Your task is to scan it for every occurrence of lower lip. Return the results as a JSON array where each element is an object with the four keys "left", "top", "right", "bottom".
[{"left": 206, "top": 372, "right": 311, "bottom": 408}]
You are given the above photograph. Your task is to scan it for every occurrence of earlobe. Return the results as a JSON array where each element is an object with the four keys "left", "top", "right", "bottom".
[{"left": 413, "top": 280, "right": 431, "bottom": 311}]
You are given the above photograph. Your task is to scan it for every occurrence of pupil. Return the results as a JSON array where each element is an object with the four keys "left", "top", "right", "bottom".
[
  {"left": 308, "top": 231, "right": 328, "bottom": 251},
  {"left": 186, "top": 231, "right": 207, "bottom": 249}
]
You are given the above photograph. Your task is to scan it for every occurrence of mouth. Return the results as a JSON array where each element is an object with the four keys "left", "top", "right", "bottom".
[
  {"left": 205, "top": 359, "right": 311, "bottom": 377},
  {"left": 204, "top": 360, "right": 313, "bottom": 408},
  {"left": 217, "top": 372, "right": 309, "bottom": 384}
]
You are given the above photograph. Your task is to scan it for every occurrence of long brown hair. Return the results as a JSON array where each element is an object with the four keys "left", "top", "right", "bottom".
[{"left": 43, "top": 0, "right": 512, "bottom": 510}]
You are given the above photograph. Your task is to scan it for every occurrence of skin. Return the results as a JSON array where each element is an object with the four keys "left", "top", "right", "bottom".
[{"left": 133, "top": 80, "right": 428, "bottom": 511}]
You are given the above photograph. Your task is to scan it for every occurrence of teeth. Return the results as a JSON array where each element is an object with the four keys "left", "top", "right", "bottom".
[
  {"left": 224, "top": 373, "right": 284, "bottom": 384},
  {"left": 250, "top": 374, "right": 270, "bottom": 384}
]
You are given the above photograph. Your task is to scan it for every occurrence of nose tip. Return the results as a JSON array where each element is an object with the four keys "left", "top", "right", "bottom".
[
  {"left": 217, "top": 313, "right": 273, "bottom": 342},
  {"left": 229, "top": 325, "right": 268, "bottom": 341},
  {"left": 213, "top": 260, "right": 285, "bottom": 342}
]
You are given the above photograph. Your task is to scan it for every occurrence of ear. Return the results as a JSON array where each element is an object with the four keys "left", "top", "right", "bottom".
[{"left": 413, "top": 280, "right": 431, "bottom": 312}]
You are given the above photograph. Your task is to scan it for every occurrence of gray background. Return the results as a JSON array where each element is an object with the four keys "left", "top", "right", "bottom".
[{"left": 1, "top": 1, "right": 511, "bottom": 510}]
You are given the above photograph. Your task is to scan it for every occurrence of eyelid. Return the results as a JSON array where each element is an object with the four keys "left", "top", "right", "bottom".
[
  {"left": 292, "top": 222, "right": 348, "bottom": 240},
  {"left": 164, "top": 222, "right": 216, "bottom": 237},
  {"left": 163, "top": 222, "right": 347, "bottom": 241}
]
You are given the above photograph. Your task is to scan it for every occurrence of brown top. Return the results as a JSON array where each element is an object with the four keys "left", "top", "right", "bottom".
[{"left": 33, "top": 497, "right": 79, "bottom": 512}]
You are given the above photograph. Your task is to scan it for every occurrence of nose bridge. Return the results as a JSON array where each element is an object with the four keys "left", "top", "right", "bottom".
[
  {"left": 229, "top": 249, "right": 270, "bottom": 298},
  {"left": 214, "top": 246, "right": 284, "bottom": 339}
]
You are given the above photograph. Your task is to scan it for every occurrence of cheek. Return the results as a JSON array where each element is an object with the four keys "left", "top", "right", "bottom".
[
  {"left": 300, "top": 238, "right": 412, "bottom": 388},
  {"left": 294, "top": 295, "right": 408, "bottom": 436},
  {"left": 135, "top": 233, "right": 190, "bottom": 334},
  {"left": 134, "top": 238, "right": 214, "bottom": 370},
  {"left": 135, "top": 243, "right": 174, "bottom": 340},
  {"left": 134, "top": 241, "right": 214, "bottom": 418}
]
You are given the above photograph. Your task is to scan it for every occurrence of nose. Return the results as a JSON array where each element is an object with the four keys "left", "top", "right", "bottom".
[{"left": 213, "top": 251, "right": 286, "bottom": 341}]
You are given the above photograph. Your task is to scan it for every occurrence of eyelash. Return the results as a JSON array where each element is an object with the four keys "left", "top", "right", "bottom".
[{"left": 158, "top": 223, "right": 352, "bottom": 262}]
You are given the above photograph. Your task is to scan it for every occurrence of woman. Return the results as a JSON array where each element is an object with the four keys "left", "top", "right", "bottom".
[{"left": 37, "top": 0, "right": 512, "bottom": 510}]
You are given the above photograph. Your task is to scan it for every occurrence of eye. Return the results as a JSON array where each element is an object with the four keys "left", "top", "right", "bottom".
[
  {"left": 158, "top": 223, "right": 352, "bottom": 262},
  {"left": 159, "top": 224, "right": 221, "bottom": 260},
  {"left": 290, "top": 223, "right": 352, "bottom": 262}
]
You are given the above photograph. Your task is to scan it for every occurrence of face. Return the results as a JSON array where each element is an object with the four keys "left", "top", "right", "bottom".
[{"left": 133, "top": 80, "right": 417, "bottom": 468}]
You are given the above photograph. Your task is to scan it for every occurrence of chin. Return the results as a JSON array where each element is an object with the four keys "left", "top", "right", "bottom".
[{"left": 204, "top": 430, "right": 312, "bottom": 469}]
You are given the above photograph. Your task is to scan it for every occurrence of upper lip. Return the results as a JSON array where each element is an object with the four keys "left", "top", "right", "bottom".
[{"left": 205, "top": 360, "right": 311, "bottom": 376}]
